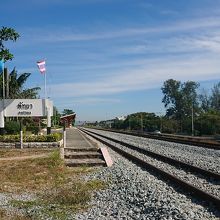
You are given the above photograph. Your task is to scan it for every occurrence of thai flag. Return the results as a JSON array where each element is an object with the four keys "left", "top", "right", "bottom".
[{"left": 37, "top": 60, "right": 46, "bottom": 74}]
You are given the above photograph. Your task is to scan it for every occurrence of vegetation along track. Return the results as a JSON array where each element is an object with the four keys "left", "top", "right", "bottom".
[
  {"left": 93, "top": 128, "right": 220, "bottom": 150},
  {"left": 79, "top": 127, "right": 220, "bottom": 210}
]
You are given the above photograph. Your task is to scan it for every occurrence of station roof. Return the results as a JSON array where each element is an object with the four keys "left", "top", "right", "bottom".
[{"left": 60, "top": 113, "right": 76, "bottom": 120}]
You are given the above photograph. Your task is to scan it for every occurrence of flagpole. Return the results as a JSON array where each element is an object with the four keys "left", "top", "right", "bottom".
[
  {"left": 0, "top": 59, "right": 5, "bottom": 135},
  {"left": 37, "top": 60, "right": 50, "bottom": 134},
  {"left": 44, "top": 71, "right": 47, "bottom": 99},
  {"left": 2, "top": 67, "right": 5, "bottom": 100}
]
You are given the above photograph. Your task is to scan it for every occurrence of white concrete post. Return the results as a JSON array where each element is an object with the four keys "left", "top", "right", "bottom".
[
  {"left": 20, "top": 130, "right": 23, "bottom": 149},
  {"left": 0, "top": 111, "right": 4, "bottom": 135},
  {"left": 60, "top": 125, "right": 66, "bottom": 159},
  {"left": 20, "top": 121, "right": 23, "bottom": 149},
  {"left": 47, "top": 107, "right": 51, "bottom": 135},
  {"left": 0, "top": 110, "right": 4, "bottom": 128},
  {"left": 63, "top": 130, "right": 66, "bottom": 148}
]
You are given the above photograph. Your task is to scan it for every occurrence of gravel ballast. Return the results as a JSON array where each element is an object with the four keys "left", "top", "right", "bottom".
[
  {"left": 74, "top": 145, "right": 219, "bottom": 219},
  {"left": 86, "top": 128, "right": 220, "bottom": 174},
  {"left": 84, "top": 130, "right": 220, "bottom": 198}
]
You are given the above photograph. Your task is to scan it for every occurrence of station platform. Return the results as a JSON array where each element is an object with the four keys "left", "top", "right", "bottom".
[
  {"left": 66, "top": 127, "right": 98, "bottom": 149},
  {"left": 64, "top": 127, "right": 107, "bottom": 167}
]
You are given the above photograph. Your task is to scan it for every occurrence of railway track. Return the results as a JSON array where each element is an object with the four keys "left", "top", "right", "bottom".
[
  {"left": 90, "top": 127, "right": 220, "bottom": 150},
  {"left": 79, "top": 127, "right": 220, "bottom": 210}
]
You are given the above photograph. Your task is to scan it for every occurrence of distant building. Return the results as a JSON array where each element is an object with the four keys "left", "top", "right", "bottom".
[{"left": 116, "top": 115, "right": 127, "bottom": 121}]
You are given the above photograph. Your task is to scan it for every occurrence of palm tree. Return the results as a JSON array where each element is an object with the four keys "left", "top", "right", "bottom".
[{"left": 0, "top": 68, "right": 40, "bottom": 99}]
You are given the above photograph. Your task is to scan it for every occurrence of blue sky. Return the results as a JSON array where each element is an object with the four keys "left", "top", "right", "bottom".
[{"left": 1, "top": 0, "right": 220, "bottom": 121}]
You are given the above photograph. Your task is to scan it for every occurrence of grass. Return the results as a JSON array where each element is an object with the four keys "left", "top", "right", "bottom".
[
  {"left": 0, "top": 148, "right": 54, "bottom": 158},
  {"left": 0, "top": 208, "right": 31, "bottom": 220},
  {"left": 0, "top": 149, "right": 72, "bottom": 192},
  {"left": 0, "top": 148, "right": 106, "bottom": 219},
  {"left": 11, "top": 178, "right": 106, "bottom": 220}
]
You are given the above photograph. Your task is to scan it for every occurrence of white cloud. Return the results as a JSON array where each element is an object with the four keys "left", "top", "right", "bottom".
[
  {"left": 193, "top": 38, "right": 220, "bottom": 52},
  {"left": 73, "top": 97, "right": 121, "bottom": 104},
  {"left": 49, "top": 54, "right": 220, "bottom": 98},
  {"left": 53, "top": 97, "right": 120, "bottom": 105},
  {"left": 160, "top": 9, "right": 179, "bottom": 16},
  {"left": 12, "top": 15, "right": 220, "bottom": 103},
  {"left": 115, "top": 29, "right": 220, "bottom": 55},
  {"left": 19, "top": 16, "right": 220, "bottom": 43}
]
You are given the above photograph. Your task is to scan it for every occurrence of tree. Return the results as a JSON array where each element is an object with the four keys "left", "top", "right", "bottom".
[
  {"left": 122, "top": 112, "right": 160, "bottom": 132},
  {"left": 181, "top": 80, "right": 199, "bottom": 115},
  {"left": 62, "top": 109, "right": 74, "bottom": 116},
  {"left": 210, "top": 82, "right": 220, "bottom": 111},
  {"left": 199, "top": 82, "right": 220, "bottom": 112},
  {"left": 112, "top": 118, "right": 125, "bottom": 129},
  {"left": 199, "top": 89, "right": 211, "bottom": 112},
  {"left": 0, "top": 26, "right": 20, "bottom": 61},
  {"left": 161, "top": 79, "right": 199, "bottom": 133},
  {"left": 161, "top": 79, "right": 182, "bottom": 119},
  {"left": 0, "top": 68, "right": 40, "bottom": 99},
  {"left": 51, "top": 106, "right": 61, "bottom": 127},
  {"left": 196, "top": 110, "right": 220, "bottom": 135},
  {"left": 0, "top": 27, "right": 39, "bottom": 99},
  {"left": 160, "top": 117, "right": 179, "bottom": 133}
]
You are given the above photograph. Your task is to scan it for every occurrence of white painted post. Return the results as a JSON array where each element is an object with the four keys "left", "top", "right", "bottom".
[
  {"left": 0, "top": 110, "right": 4, "bottom": 128},
  {"left": 1, "top": 66, "right": 5, "bottom": 135},
  {"left": 20, "top": 130, "right": 23, "bottom": 149},
  {"left": 20, "top": 121, "right": 23, "bottom": 149},
  {"left": 60, "top": 124, "right": 66, "bottom": 159},
  {"left": 0, "top": 107, "right": 4, "bottom": 135},
  {"left": 63, "top": 125, "right": 66, "bottom": 149},
  {"left": 47, "top": 107, "right": 51, "bottom": 135},
  {"left": 60, "top": 147, "right": 64, "bottom": 159}
]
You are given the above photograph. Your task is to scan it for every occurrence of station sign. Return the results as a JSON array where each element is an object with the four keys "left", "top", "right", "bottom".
[{"left": 0, "top": 99, "right": 53, "bottom": 117}]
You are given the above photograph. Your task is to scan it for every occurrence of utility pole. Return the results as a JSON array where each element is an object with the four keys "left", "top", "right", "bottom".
[
  {"left": 140, "top": 113, "right": 143, "bottom": 132},
  {"left": 192, "top": 103, "right": 194, "bottom": 136},
  {"left": 129, "top": 117, "right": 131, "bottom": 131}
]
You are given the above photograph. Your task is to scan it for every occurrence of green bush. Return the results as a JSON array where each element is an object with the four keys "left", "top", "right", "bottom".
[
  {"left": 24, "top": 135, "right": 46, "bottom": 142},
  {"left": 0, "top": 134, "right": 20, "bottom": 142},
  {"left": 46, "top": 133, "right": 62, "bottom": 142},
  {"left": 0, "top": 133, "right": 62, "bottom": 143},
  {"left": 5, "top": 121, "right": 20, "bottom": 134},
  {"left": 26, "top": 125, "right": 39, "bottom": 135},
  {"left": 24, "top": 133, "right": 62, "bottom": 142}
]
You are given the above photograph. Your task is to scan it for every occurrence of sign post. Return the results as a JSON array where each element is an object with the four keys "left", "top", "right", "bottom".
[
  {"left": 0, "top": 99, "right": 53, "bottom": 135},
  {"left": 0, "top": 110, "right": 4, "bottom": 135},
  {"left": 47, "top": 107, "right": 51, "bottom": 135},
  {"left": 0, "top": 100, "right": 4, "bottom": 135},
  {"left": 20, "top": 119, "right": 23, "bottom": 149},
  {"left": 60, "top": 123, "right": 66, "bottom": 159},
  {"left": 63, "top": 122, "right": 66, "bottom": 148}
]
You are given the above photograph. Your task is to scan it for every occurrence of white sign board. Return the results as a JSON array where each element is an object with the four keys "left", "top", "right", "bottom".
[
  {"left": 45, "top": 99, "right": 54, "bottom": 117},
  {"left": 0, "top": 99, "right": 53, "bottom": 117}
]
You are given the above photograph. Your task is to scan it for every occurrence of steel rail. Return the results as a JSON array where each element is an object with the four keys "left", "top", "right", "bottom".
[
  {"left": 80, "top": 128, "right": 220, "bottom": 180},
  {"left": 79, "top": 128, "right": 220, "bottom": 210},
  {"left": 88, "top": 127, "right": 220, "bottom": 150}
]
